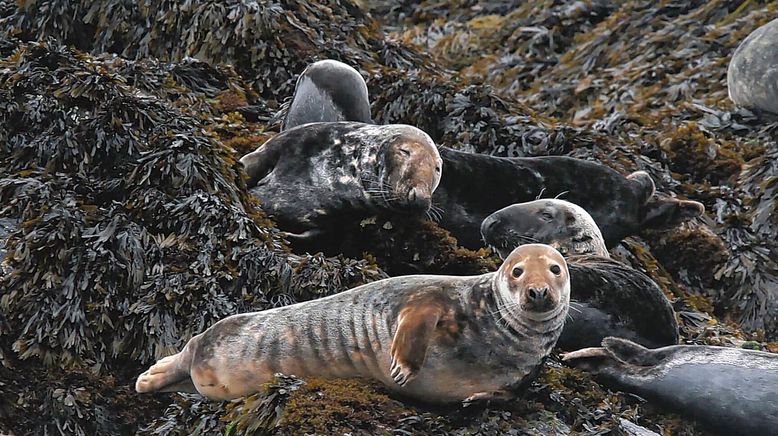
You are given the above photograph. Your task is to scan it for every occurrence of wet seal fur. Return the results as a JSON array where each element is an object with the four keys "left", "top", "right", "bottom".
[
  {"left": 557, "top": 255, "right": 678, "bottom": 350},
  {"left": 283, "top": 59, "right": 372, "bottom": 129},
  {"left": 435, "top": 149, "right": 704, "bottom": 249},
  {"left": 239, "top": 122, "right": 442, "bottom": 234},
  {"left": 135, "top": 244, "right": 570, "bottom": 404},
  {"left": 481, "top": 199, "right": 679, "bottom": 350},
  {"left": 481, "top": 201, "right": 678, "bottom": 350},
  {"left": 276, "top": 59, "right": 705, "bottom": 248},
  {"left": 563, "top": 337, "right": 778, "bottom": 435},
  {"left": 728, "top": 18, "right": 778, "bottom": 115},
  {"left": 481, "top": 199, "right": 609, "bottom": 258}
]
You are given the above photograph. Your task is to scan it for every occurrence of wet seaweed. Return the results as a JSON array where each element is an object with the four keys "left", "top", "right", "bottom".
[{"left": 1, "top": 0, "right": 778, "bottom": 434}]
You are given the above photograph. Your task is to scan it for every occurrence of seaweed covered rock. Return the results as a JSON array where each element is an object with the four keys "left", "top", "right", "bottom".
[
  {"left": 1, "top": 0, "right": 778, "bottom": 434},
  {"left": 0, "top": 36, "right": 382, "bottom": 433}
]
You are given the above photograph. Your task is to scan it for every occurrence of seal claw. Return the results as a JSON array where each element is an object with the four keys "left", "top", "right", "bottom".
[{"left": 390, "top": 359, "right": 416, "bottom": 386}]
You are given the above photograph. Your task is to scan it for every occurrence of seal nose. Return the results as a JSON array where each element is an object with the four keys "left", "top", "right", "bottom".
[
  {"left": 407, "top": 187, "right": 430, "bottom": 209},
  {"left": 527, "top": 286, "right": 549, "bottom": 303},
  {"left": 481, "top": 215, "right": 501, "bottom": 237}
]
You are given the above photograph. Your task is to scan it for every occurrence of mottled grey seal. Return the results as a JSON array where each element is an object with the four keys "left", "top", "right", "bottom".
[
  {"left": 563, "top": 337, "right": 778, "bottom": 435},
  {"left": 239, "top": 122, "right": 442, "bottom": 234},
  {"left": 728, "top": 18, "right": 778, "bottom": 114},
  {"left": 481, "top": 198, "right": 609, "bottom": 259},
  {"left": 135, "top": 244, "right": 570, "bottom": 404},
  {"left": 275, "top": 61, "right": 705, "bottom": 248}
]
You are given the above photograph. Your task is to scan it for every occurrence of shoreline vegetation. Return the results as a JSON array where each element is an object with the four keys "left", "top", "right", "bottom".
[{"left": 1, "top": 1, "right": 776, "bottom": 434}]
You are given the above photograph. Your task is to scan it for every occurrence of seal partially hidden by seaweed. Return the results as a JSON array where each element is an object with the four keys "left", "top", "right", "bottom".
[
  {"left": 728, "top": 18, "right": 778, "bottom": 115},
  {"left": 135, "top": 244, "right": 570, "bottom": 404},
  {"left": 563, "top": 337, "right": 778, "bottom": 435},
  {"left": 239, "top": 122, "right": 442, "bottom": 234}
]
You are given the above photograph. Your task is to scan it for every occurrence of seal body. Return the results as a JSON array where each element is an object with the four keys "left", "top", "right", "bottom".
[
  {"left": 481, "top": 199, "right": 609, "bottom": 258},
  {"left": 239, "top": 122, "right": 442, "bottom": 233},
  {"left": 482, "top": 205, "right": 677, "bottom": 350},
  {"left": 283, "top": 59, "right": 372, "bottom": 129},
  {"left": 561, "top": 256, "right": 678, "bottom": 350},
  {"left": 564, "top": 337, "right": 778, "bottom": 435},
  {"left": 136, "top": 244, "right": 570, "bottom": 403},
  {"left": 275, "top": 59, "right": 705, "bottom": 248},
  {"left": 435, "top": 148, "right": 703, "bottom": 248},
  {"left": 728, "top": 18, "right": 778, "bottom": 114}
]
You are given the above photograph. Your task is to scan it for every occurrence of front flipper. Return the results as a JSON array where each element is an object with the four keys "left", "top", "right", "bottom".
[
  {"left": 389, "top": 296, "right": 446, "bottom": 387},
  {"left": 239, "top": 138, "right": 284, "bottom": 187},
  {"left": 462, "top": 390, "right": 515, "bottom": 407}
]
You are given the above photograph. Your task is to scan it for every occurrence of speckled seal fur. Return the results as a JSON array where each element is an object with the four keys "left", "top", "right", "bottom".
[
  {"left": 728, "top": 18, "right": 778, "bottom": 115},
  {"left": 564, "top": 337, "right": 778, "bottom": 435},
  {"left": 239, "top": 122, "right": 442, "bottom": 233},
  {"left": 135, "top": 244, "right": 570, "bottom": 404},
  {"left": 277, "top": 60, "right": 705, "bottom": 249}
]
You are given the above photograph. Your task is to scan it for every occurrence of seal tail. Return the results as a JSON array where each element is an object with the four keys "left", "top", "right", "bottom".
[{"left": 135, "top": 338, "right": 198, "bottom": 394}]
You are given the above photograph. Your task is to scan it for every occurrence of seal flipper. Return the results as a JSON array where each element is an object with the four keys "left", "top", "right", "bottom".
[
  {"left": 626, "top": 171, "right": 656, "bottom": 205},
  {"left": 601, "top": 337, "right": 671, "bottom": 366},
  {"left": 390, "top": 296, "right": 446, "bottom": 386},
  {"left": 239, "top": 139, "right": 284, "bottom": 187},
  {"left": 135, "top": 340, "right": 196, "bottom": 394},
  {"left": 640, "top": 194, "right": 705, "bottom": 229}
]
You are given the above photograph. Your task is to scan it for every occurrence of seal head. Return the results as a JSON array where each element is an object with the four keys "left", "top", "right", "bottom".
[
  {"left": 364, "top": 125, "right": 442, "bottom": 212},
  {"left": 481, "top": 199, "right": 609, "bottom": 259},
  {"left": 494, "top": 243, "right": 570, "bottom": 322},
  {"left": 283, "top": 59, "right": 372, "bottom": 129}
]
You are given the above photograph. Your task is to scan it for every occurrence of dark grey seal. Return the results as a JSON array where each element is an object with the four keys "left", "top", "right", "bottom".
[
  {"left": 481, "top": 198, "right": 609, "bottom": 259},
  {"left": 563, "top": 337, "right": 778, "bottom": 435},
  {"left": 283, "top": 59, "right": 372, "bottom": 129},
  {"left": 239, "top": 122, "right": 442, "bottom": 234}
]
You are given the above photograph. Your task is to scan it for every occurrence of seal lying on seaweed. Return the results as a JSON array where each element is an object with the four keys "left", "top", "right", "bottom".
[
  {"left": 136, "top": 244, "right": 570, "bottom": 404},
  {"left": 240, "top": 122, "right": 442, "bottom": 235},
  {"left": 563, "top": 337, "right": 778, "bottom": 435},
  {"left": 481, "top": 198, "right": 609, "bottom": 259},
  {"left": 267, "top": 59, "right": 704, "bottom": 248},
  {"left": 481, "top": 199, "right": 678, "bottom": 350}
]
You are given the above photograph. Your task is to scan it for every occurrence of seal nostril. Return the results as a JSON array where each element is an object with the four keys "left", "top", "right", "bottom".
[
  {"left": 482, "top": 216, "right": 500, "bottom": 234},
  {"left": 528, "top": 286, "right": 549, "bottom": 302}
]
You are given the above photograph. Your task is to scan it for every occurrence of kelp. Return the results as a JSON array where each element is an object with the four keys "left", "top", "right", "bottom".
[
  {"left": 1, "top": 0, "right": 778, "bottom": 434},
  {"left": 0, "top": 36, "right": 382, "bottom": 433}
]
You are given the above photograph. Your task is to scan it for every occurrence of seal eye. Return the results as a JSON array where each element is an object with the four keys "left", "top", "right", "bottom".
[
  {"left": 550, "top": 264, "right": 561, "bottom": 275},
  {"left": 512, "top": 267, "right": 524, "bottom": 278},
  {"left": 399, "top": 148, "right": 411, "bottom": 157},
  {"left": 541, "top": 211, "right": 553, "bottom": 221}
]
